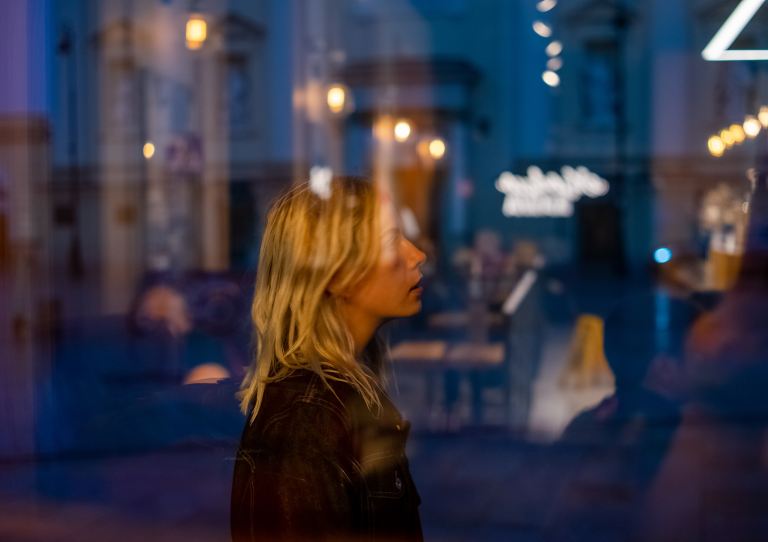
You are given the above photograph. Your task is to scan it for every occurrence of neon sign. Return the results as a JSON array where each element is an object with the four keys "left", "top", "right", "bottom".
[
  {"left": 495, "top": 166, "right": 610, "bottom": 217},
  {"left": 702, "top": 0, "right": 768, "bottom": 61}
]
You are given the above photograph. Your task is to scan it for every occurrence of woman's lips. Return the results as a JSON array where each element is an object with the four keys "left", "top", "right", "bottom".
[{"left": 409, "top": 278, "right": 423, "bottom": 295}]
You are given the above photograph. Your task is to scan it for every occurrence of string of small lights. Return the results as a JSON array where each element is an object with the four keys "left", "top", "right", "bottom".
[
  {"left": 707, "top": 106, "right": 768, "bottom": 157},
  {"left": 533, "top": 0, "right": 562, "bottom": 88}
]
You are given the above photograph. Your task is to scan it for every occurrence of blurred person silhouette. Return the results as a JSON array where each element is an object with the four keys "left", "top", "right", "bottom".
[
  {"left": 546, "top": 291, "right": 702, "bottom": 542},
  {"left": 231, "top": 177, "right": 426, "bottom": 542},
  {"left": 642, "top": 172, "right": 768, "bottom": 542},
  {"left": 135, "top": 284, "right": 194, "bottom": 338},
  {"left": 76, "top": 282, "right": 243, "bottom": 452},
  {"left": 133, "top": 283, "right": 231, "bottom": 382},
  {"left": 440, "top": 230, "right": 513, "bottom": 428}
]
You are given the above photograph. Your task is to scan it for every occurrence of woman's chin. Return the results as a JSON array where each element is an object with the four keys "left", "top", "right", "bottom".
[
  {"left": 407, "top": 300, "right": 422, "bottom": 315},
  {"left": 382, "top": 299, "right": 422, "bottom": 320}
]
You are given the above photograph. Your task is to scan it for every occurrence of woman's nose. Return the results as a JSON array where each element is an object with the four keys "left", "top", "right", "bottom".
[{"left": 410, "top": 242, "right": 427, "bottom": 268}]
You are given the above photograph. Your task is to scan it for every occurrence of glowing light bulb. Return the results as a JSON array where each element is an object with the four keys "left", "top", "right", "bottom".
[
  {"left": 428, "top": 138, "right": 446, "bottom": 160},
  {"left": 547, "top": 57, "right": 563, "bottom": 71},
  {"left": 143, "top": 142, "right": 156, "bottom": 160},
  {"left": 744, "top": 115, "right": 761, "bottom": 138},
  {"left": 185, "top": 14, "right": 207, "bottom": 50},
  {"left": 327, "top": 84, "right": 347, "bottom": 114},
  {"left": 394, "top": 119, "right": 412, "bottom": 142},
  {"left": 730, "top": 123, "right": 746, "bottom": 144},
  {"left": 707, "top": 135, "right": 725, "bottom": 157},
  {"left": 542, "top": 70, "right": 560, "bottom": 87},
  {"left": 759, "top": 106, "right": 768, "bottom": 128},
  {"left": 533, "top": 21, "right": 552, "bottom": 38},
  {"left": 546, "top": 40, "right": 563, "bottom": 57},
  {"left": 720, "top": 128, "right": 736, "bottom": 147},
  {"left": 537, "top": 0, "right": 557, "bottom": 12}
]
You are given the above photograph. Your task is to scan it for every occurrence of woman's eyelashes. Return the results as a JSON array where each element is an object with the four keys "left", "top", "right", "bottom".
[{"left": 383, "top": 227, "right": 400, "bottom": 243}]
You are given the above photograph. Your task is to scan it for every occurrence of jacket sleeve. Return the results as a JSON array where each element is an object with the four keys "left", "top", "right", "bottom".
[{"left": 231, "top": 401, "right": 361, "bottom": 542}]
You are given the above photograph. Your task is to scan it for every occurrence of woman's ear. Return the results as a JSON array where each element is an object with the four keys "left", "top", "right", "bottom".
[
  {"left": 326, "top": 276, "right": 349, "bottom": 299},
  {"left": 326, "top": 286, "right": 343, "bottom": 298}
]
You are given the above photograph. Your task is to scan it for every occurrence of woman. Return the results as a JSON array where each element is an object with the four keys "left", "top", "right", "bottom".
[{"left": 231, "top": 177, "right": 426, "bottom": 542}]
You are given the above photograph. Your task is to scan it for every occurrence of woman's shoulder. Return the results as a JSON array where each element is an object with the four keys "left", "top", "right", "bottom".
[
  {"left": 241, "top": 368, "right": 407, "bottom": 465},
  {"left": 260, "top": 367, "right": 399, "bottom": 429},
  {"left": 239, "top": 371, "right": 350, "bottom": 452},
  {"left": 255, "top": 369, "right": 355, "bottom": 426}
]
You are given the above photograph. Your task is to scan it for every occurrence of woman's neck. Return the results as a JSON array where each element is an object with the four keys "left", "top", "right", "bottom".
[{"left": 341, "top": 305, "right": 380, "bottom": 357}]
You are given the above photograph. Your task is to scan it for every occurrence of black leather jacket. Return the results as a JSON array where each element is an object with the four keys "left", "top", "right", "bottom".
[{"left": 231, "top": 369, "right": 423, "bottom": 542}]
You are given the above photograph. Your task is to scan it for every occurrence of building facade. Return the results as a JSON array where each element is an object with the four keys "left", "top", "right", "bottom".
[{"left": 19, "top": 0, "right": 767, "bottom": 313}]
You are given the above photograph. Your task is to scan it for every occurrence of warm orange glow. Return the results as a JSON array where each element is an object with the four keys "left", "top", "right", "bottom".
[
  {"left": 186, "top": 14, "right": 207, "bottom": 50},
  {"left": 729, "top": 123, "right": 746, "bottom": 144},
  {"left": 373, "top": 116, "right": 393, "bottom": 141},
  {"left": 720, "top": 129, "right": 736, "bottom": 147},
  {"left": 744, "top": 115, "right": 761, "bottom": 138},
  {"left": 327, "top": 84, "right": 347, "bottom": 114},
  {"left": 707, "top": 135, "right": 725, "bottom": 157},
  {"left": 759, "top": 106, "right": 768, "bottom": 128},
  {"left": 143, "top": 142, "right": 156, "bottom": 160},
  {"left": 428, "top": 138, "right": 446, "bottom": 160},
  {"left": 394, "top": 119, "right": 412, "bottom": 142}
]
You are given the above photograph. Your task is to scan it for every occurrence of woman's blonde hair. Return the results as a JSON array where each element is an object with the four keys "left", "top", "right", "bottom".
[{"left": 239, "top": 177, "right": 385, "bottom": 421}]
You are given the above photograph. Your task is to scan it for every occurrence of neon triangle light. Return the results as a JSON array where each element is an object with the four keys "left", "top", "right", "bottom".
[{"left": 702, "top": 0, "right": 768, "bottom": 61}]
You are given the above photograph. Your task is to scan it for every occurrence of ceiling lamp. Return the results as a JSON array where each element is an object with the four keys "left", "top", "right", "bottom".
[{"left": 185, "top": 13, "right": 207, "bottom": 50}]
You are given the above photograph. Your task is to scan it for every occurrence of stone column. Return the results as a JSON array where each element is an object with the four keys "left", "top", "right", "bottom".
[
  {"left": 95, "top": 16, "right": 144, "bottom": 313},
  {"left": 0, "top": 0, "right": 53, "bottom": 458},
  {"left": 196, "top": 21, "right": 228, "bottom": 272}
]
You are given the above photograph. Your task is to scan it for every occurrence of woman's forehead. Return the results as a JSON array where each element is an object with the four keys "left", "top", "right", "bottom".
[{"left": 377, "top": 191, "right": 399, "bottom": 232}]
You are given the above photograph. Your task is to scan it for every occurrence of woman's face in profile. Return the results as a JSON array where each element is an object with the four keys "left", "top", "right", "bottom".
[{"left": 345, "top": 193, "right": 426, "bottom": 321}]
